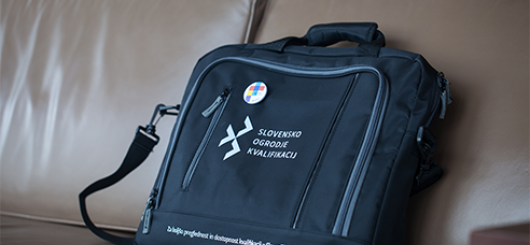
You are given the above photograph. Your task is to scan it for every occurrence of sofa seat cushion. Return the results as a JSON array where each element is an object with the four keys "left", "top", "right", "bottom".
[{"left": 0, "top": 215, "right": 134, "bottom": 245}]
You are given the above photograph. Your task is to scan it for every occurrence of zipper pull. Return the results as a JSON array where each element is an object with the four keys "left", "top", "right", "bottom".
[
  {"left": 201, "top": 88, "right": 230, "bottom": 117},
  {"left": 141, "top": 190, "right": 157, "bottom": 234},
  {"left": 438, "top": 72, "right": 452, "bottom": 119}
]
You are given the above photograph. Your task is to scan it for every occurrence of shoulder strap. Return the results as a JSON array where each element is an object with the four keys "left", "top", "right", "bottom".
[{"left": 79, "top": 104, "right": 178, "bottom": 245}]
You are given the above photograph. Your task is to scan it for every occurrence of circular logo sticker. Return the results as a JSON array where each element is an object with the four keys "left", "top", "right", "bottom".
[{"left": 243, "top": 81, "right": 267, "bottom": 104}]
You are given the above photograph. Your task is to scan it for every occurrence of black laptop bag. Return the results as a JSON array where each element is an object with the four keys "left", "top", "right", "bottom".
[{"left": 80, "top": 22, "right": 451, "bottom": 245}]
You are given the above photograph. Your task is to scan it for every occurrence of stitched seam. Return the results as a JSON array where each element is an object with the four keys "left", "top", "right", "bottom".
[{"left": 371, "top": 61, "right": 423, "bottom": 242}]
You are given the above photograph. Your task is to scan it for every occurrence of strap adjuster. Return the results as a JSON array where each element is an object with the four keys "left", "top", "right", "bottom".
[
  {"left": 416, "top": 126, "right": 437, "bottom": 184},
  {"left": 137, "top": 126, "right": 160, "bottom": 143},
  {"left": 417, "top": 126, "right": 436, "bottom": 163}
]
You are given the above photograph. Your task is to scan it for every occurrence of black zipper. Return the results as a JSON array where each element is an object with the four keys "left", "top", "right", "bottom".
[
  {"left": 141, "top": 89, "right": 231, "bottom": 234},
  {"left": 331, "top": 68, "right": 389, "bottom": 237},
  {"left": 181, "top": 88, "right": 231, "bottom": 190},
  {"left": 423, "top": 72, "right": 452, "bottom": 130},
  {"left": 438, "top": 72, "right": 452, "bottom": 119},
  {"left": 291, "top": 74, "right": 359, "bottom": 229},
  {"left": 141, "top": 188, "right": 158, "bottom": 234}
]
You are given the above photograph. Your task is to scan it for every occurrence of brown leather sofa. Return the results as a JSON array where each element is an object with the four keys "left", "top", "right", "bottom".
[{"left": 1, "top": 0, "right": 528, "bottom": 244}]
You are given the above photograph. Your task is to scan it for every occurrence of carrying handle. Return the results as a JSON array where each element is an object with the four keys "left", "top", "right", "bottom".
[
  {"left": 255, "top": 22, "right": 385, "bottom": 56},
  {"left": 305, "top": 22, "right": 385, "bottom": 47}
]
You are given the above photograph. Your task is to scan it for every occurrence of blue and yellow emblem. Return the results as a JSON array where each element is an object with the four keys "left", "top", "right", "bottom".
[{"left": 243, "top": 81, "right": 267, "bottom": 104}]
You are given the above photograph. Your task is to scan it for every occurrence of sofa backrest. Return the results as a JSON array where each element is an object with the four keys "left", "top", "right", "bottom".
[{"left": 0, "top": 0, "right": 267, "bottom": 230}]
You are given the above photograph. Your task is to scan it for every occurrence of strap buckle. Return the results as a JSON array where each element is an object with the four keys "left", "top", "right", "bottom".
[
  {"left": 143, "top": 103, "right": 179, "bottom": 133},
  {"left": 137, "top": 104, "right": 179, "bottom": 144}
]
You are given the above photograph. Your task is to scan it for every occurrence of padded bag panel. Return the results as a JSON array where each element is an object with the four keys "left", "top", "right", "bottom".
[{"left": 133, "top": 23, "right": 446, "bottom": 245}]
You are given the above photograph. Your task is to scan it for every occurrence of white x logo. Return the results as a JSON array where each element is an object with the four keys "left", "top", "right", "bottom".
[{"left": 219, "top": 116, "right": 253, "bottom": 160}]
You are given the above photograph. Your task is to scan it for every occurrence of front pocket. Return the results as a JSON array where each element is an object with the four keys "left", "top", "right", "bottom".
[
  {"left": 156, "top": 58, "right": 388, "bottom": 231},
  {"left": 181, "top": 88, "right": 232, "bottom": 190}
]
